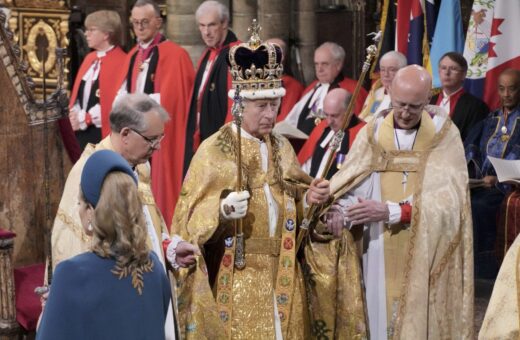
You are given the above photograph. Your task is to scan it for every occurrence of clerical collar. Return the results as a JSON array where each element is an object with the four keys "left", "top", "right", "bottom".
[{"left": 96, "top": 45, "right": 114, "bottom": 58}]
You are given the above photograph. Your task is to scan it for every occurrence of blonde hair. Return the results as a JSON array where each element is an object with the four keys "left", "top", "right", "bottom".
[
  {"left": 88, "top": 172, "right": 152, "bottom": 294},
  {"left": 85, "top": 10, "right": 122, "bottom": 46}
]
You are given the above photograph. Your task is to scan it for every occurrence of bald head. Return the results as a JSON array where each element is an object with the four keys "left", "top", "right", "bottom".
[
  {"left": 391, "top": 65, "right": 432, "bottom": 102},
  {"left": 323, "top": 88, "right": 352, "bottom": 132},
  {"left": 390, "top": 65, "right": 432, "bottom": 129}
]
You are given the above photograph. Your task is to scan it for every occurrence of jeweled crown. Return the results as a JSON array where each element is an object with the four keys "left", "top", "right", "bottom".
[{"left": 228, "top": 19, "right": 286, "bottom": 99}]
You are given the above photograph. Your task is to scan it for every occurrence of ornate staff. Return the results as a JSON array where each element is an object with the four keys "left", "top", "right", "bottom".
[
  {"left": 295, "top": 32, "right": 381, "bottom": 252},
  {"left": 232, "top": 87, "right": 246, "bottom": 269}
]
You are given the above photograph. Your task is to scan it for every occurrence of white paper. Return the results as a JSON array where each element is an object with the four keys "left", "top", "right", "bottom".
[{"left": 488, "top": 156, "right": 520, "bottom": 184}]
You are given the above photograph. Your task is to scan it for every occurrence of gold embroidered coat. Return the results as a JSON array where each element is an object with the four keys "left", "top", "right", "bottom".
[{"left": 173, "top": 123, "right": 367, "bottom": 339}]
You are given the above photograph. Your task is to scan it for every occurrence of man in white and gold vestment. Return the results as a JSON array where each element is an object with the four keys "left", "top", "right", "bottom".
[{"left": 326, "top": 65, "right": 474, "bottom": 339}]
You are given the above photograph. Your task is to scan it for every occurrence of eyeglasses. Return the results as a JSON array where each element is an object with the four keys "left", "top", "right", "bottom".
[
  {"left": 391, "top": 101, "right": 425, "bottom": 114},
  {"left": 380, "top": 67, "right": 399, "bottom": 74},
  {"left": 439, "top": 65, "right": 463, "bottom": 73},
  {"left": 130, "top": 128, "right": 164, "bottom": 148},
  {"left": 130, "top": 18, "right": 159, "bottom": 29}
]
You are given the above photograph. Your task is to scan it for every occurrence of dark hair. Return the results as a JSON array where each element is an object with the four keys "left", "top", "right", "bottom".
[
  {"left": 133, "top": 0, "right": 161, "bottom": 17},
  {"left": 439, "top": 52, "right": 468, "bottom": 73}
]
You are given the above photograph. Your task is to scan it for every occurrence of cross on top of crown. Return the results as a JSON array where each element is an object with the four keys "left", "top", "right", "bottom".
[{"left": 247, "top": 19, "right": 262, "bottom": 49}]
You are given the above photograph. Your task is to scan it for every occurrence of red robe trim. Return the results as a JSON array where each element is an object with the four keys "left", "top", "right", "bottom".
[
  {"left": 434, "top": 87, "right": 465, "bottom": 117},
  {"left": 187, "top": 40, "right": 241, "bottom": 132},
  {"left": 119, "top": 41, "right": 195, "bottom": 227},
  {"left": 69, "top": 47, "right": 127, "bottom": 138},
  {"left": 302, "top": 77, "right": 368, "bottom": 116},
  {"left": 297, "top": 120, "right": 366, "bottom": 165},
  {"left": 277, "top": 74, "right": 304, "bottom": 122}
]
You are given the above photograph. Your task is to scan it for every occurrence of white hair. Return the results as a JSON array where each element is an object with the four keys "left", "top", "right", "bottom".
[
  {"left": 195, "top": 1, "right": 229, "bottom": 23},
  {"left": 380, "top": 51, "right": 407, "bottom": 69},
  {"left": 317, "top": 42, "right": 345, "bottom": 65}
]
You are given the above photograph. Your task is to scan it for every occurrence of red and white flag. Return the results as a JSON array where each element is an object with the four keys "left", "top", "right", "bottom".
[{"left": 483, "top": 0, "right": 520, "bottom": 110}]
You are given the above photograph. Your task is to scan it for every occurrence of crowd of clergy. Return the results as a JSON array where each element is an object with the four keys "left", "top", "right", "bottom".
[{"left": 33, "top": 0, "right": 520, "bottom": 339}]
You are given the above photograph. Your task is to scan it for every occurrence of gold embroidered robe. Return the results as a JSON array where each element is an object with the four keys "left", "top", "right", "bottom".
[
  {"left": 329, "top": 108, "right": 474, "bottom": 339},
  {"left": 172, "top": 124, "right": 312, "bottom": 339},
  {"left": 479, "top": 234, "right": 520, "bottom": 340},
  {"left": 50, "top": 136, "right": 167, "bottom": 273}
]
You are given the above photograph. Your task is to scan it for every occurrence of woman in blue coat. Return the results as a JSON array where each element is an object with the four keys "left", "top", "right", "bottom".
[{"left": 37, "top": 150, "right": 171, "bottom": 339}]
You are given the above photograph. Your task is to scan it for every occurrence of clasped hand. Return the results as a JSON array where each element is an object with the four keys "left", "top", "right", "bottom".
[{"left": 326, "top": 197, "right": 389, "bottom": 237}]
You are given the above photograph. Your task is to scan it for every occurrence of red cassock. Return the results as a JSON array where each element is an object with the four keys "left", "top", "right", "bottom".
[
  {"left": 302, "top": 77, "right": 368, "bottom": 116},
  {"left": 118, "top": 41, "right": 195, "bottom": 226},
  {"left": 277, "top": 74, "right": 304, "bottom": 122},
  {"left": 297, "top": 119, "right": 365, "bottom": 166},
  {"left": 69, "top": 47, "right": 127, "bottom": 138}
]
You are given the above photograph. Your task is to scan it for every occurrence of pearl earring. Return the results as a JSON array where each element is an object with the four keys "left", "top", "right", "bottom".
[{"left": 88, "top": 221, "right": 93, "bottom": 232}]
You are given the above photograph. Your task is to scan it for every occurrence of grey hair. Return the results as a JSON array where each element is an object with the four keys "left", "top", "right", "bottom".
[
  {"left": 195, "top": 1, "right": 229, "bottom": 24},
  {"left": 380, "top": 51, "right": 407, "bottom": 69},
  {"left": 110, "top": 93, "right": 169, "bottom": 133},
  {"left": 133, "top": 0, "right": 161, "bottom": 17},
  {"left": 317, "top": 42, "right": 345, "bottom": 65}
]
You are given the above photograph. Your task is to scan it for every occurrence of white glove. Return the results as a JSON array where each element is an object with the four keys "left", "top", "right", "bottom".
[
  {"left": 89, "top": 104, "right": 102, "bottom": 128},
  {"left": 220, "top": 191, "right": 250, "bottom": 220}
]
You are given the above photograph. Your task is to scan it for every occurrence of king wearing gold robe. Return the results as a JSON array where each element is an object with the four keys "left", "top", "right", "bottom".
[{"left": 171, "top": 23, "right": 367, "bottom": 340}]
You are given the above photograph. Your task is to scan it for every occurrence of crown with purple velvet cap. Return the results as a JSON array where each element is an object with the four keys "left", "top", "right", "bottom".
[{"left": 227, "top": 19, "right": 286, "bottom": 100}]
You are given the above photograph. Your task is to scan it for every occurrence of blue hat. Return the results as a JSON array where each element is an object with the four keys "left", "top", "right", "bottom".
[{"left": 80, "top": 150, "right": 137, "bottom": 207}]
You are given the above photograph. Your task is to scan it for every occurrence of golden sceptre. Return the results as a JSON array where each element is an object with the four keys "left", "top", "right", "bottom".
[
  {"left": 295, "top": 31, "right": 381, "bottom": 252},
  {"left": 232, "top": 86, "right": 246, "bottom": 269}
]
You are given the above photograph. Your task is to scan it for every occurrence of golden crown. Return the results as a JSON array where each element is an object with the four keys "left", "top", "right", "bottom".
[{"left": 227, "top": 19, "right": 285, "bottom": 99}]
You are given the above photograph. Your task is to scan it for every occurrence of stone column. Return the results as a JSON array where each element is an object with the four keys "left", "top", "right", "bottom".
[
  {"left": 295, "top": 0, "right": 317, "bottom": 85},
  {"left": 0, "top": 233, "right": 19, "bottom": 338},
  {"left": 166, "top": 0, "right": 204, "bottom": 66},
  {"left": 231, "top": 0, "right": 257, "bottom": 41},
  {"left": 257, "top": 0, "right": 290, "bottom": 41}
]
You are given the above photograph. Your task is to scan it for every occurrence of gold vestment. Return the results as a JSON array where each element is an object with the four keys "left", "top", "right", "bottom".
[
  {"left": 329, "top": 109, "right": 474, "bottom": 339},
  {"left": 479, "top": 234, "right": 520, "bottom": 340}
]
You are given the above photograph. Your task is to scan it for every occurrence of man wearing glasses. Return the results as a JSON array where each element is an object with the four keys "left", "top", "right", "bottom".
[
  {"left": 324, "top": 65, "right": 474, "bottom": 338},
  {"left": 116, "top": 0, "right": 195, "bottom": 226},
  {"left": 49, "top": 94, "right": 198, "bottom": 340},
  {"left": 430, "top": 52, "right": 488, "bottom": 141},
  {"left": 359, "top": 50, "right": 407, "bottom": 122}
]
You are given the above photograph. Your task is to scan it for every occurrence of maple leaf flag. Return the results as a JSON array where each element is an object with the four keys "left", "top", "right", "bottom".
[{"left": 483, "top": 0, "right": 520, "bottom": 110}]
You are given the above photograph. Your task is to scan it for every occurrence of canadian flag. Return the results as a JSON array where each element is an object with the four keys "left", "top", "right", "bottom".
[{"left": 483, "top": 1, "right": 520, "bottom": 110}]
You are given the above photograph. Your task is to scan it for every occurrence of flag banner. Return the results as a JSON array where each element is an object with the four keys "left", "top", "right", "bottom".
[
  {"left": 463, "top": 0, "right": 495, "bottom": 99},
  {"left": 483, "top": 0, "right": 520, "bottom": 110},
  {"left": 428, "top": 0, "right": 465, "bottom": 88}
]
